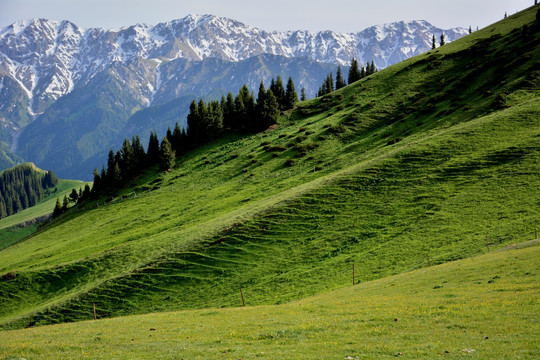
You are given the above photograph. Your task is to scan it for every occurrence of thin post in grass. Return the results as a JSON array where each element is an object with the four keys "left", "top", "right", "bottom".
[
  {"left": 353, "top": 264, "right": 355, "bottom": 285},
  {"left": 486, "top": 234, "right": 490, "bottom": 252},
  {"left": 93, "top": 303, "right": 97, "bottom": 320},
  {"left": 535, "top": 229, "right": 537, "bottom": 239},
  {"left": 240, "top": 288, "right": 245, "bottom": 307},
  {"left": 426, "top": 253, "right": 431, "bottom": 267}
]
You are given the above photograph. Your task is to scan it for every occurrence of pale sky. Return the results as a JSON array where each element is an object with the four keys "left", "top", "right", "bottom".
[{"left": 0, "top": 0, "right": 535, "bottom": 33}]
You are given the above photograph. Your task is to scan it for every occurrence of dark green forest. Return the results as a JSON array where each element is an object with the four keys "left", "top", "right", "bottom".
[{"left": 0, "top": 164, "right": 58, "bottom": 219}]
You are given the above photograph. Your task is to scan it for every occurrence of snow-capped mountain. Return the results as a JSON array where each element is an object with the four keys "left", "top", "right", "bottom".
[
  {"left": 0, "top": 15, "right": 468, "bottom": 179},
  {"left": 0, "top": 15, "right": 467, "bottom": 113}
]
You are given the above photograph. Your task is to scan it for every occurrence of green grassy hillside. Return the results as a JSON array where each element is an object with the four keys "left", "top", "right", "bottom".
[
  {"left": 0, "top": 179, "right": 88, "bottom": 248},
  {"left": 0, "top": 5, "right": 538, "bottom": 330},
  {"left": 0, "top": 241, "right": 538, "bottom": 359}
]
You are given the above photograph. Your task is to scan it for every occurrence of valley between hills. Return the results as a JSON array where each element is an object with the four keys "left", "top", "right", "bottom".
[{"left": 0, "top": 4, "right": 539, "bottom": 359}]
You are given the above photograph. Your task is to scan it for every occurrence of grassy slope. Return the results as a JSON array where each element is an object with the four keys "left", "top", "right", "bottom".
[
  {"left": 0, "top": 179, "right": 87, "bottom": 248},
  {"left": 0, "top": 6, "right": 538, "bottom": 329},
  {"left": 0, "top": 242, "right": 538, "bottom": 359}
]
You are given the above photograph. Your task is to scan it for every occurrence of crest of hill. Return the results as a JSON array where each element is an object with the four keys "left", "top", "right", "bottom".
[{"left": 0, "top": 5, "right": 538, "bottom": 330}]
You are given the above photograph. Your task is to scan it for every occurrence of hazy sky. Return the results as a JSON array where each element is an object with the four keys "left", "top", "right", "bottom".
[{"left": 0, "top": 0, "right": 534, "bottom": 32}]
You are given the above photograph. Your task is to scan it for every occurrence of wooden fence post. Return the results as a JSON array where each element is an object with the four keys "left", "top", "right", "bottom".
[
  {"left": 426, "top": 253, "right": 431, "bottom": 267},
  {"left": 240, "top": 288, "right": 245, "bottom": 307},
  {"left": 93, "top": 303, "right": 97, "bottom": 320}
]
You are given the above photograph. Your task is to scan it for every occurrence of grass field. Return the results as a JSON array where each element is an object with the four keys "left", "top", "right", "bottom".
[
  {"left": 0, "top": 179, "right": 88, "bottom": 248},
  {"left": 0, "top": 242, "right": 538, "bottom": 359},
  {"left": 0, "top": 5, "right": 538, "bottom": 333}
]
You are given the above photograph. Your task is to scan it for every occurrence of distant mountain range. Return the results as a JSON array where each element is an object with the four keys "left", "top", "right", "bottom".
[{"left": 0, "top": 15, "right": 468, "bottom": 179}]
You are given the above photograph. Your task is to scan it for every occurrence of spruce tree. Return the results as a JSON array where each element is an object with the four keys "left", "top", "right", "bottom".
[
  {"left": 62, "top": 195, "right": 69, "bottom": 211},
  {"left": 432, "top": 34, "right": 436, "bottom": 49},
  {"left": 469, "top": 26, "right": 472, "bottom": 34},
  {"left": 120, "top": 138, "right": 134, "bottom": 178},
  {"left": 159, "top": 137, "right": 176, "bottom": 171},
  {"left": 260, "top": 89, "right": 280, "bottom": 130},
  {"left": 147, "top": 131, "right": 160, "bottom": 164},
  {"left": 348, "top": 58, "right": 361, "bottom": 84},
  {"left": 301, "top": 88, "right": 307, "bottom": 102},
  {"left": 223, "top": 92, "right": 235, "bottom": 129},
  {"left": 285, "top": 77, "right": 298, "bottom": 109},
  {"left": 171, "top": 123, "right": 183, "bottom": 154},
  {"left": 335, "top": 65, "right": 346, "bottom": 90},
  {"left": 271, "top": 76, "right": 286, "bottom": 109},
  {"left": 53, "top": 197, "right": 63, "bottom": 218},
  {"left": 440, "top": 33, "right": 445, "bottom": 46},
  {"left": 132, "top": 135, "right": 146, "bottom": 167},
  {"left": 93, "top": 168, "right": 101, "bottom": 193},
  {"left": 69, "top": 189, "right": 79, "bottom": 202}
]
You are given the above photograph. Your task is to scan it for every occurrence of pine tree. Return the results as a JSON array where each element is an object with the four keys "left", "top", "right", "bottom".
[
  {"left": 112, "top": 162, "right": 122, "bottom": 186},
  {"left": 285, "top": 77, "right": 298, "bottom": 109},
  {"left": 106, "top": 149, "right": 115, "bottom": 184},
  {"left": 432, "top": 34, "right": 436, "bottom": 49},
  {"left": 159, "top": 137, "right": 176, "bottom": 171},
  {"left": 147, "top": 131, "right": 160, "bottom": 164},
  {"left": 93, "top": 168, "right": 101, "bottom": 193},
  {"left": 62, "top": 195, "right": 69, "bottom": 211},
  {"left": 69, "top": 189, "right": 79, "bottom": 202},
  {"left": 440, "top": 33, "right": 446, "bottom": 46},
  {"left": 469, "top": 26, "right": 472, "bottom": 34},
  {"left": 259, "top": 89, "right": 280, "bottom": 130},
  {"left": 301, "top": 88, "right": 307, "bottom": 101},
  {"left": 271, "top": 76, "right": 286, "bottom": 109},
  {"left": 120, "top": 138, "right": 134, "bottom": 178},
  {"left": 83, "top": 184, "right": 91, "bottom": 199},
  {"left": 53, "top": 197, "right": 63, "bottom": 218},
  {"left": 223, "top": 92, "right": 235, "bottom": 129},
  {"left": 335, "top": 65, "right": 346, "bottom": 90},
  {"left": 171, "top": 123, "right": 183, "bottom": 154},
  {"left": 132, "top": 135, "right": 146, "bottom": 167},
  {"left": 348, "top": 58, "right": 361, "bottom": 84}
]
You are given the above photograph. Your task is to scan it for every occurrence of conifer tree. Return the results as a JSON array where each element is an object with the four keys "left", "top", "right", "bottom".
[
  {"left": 348, "top": 58, "right": 361, "bottom": 84},
  {"left": 301, "top": 88, "right": 307, "bottom": 101},
  {"left": 132, "top": 135, "right": 146, "bottom": 167},
  {"left": 440, "top": 33, "right": 445, "bottom": 46},
  {"left": 62, "top": 195, "right": 69, "bottom": 211},
  {"left": 469, "top": 26, "right": 472, "bottom": 34},
  {"left": 335, "top": 65, "right": 346, "bottom": 90},
  {"left": 223, "top": 92, "right": 235, "bottom": 129},
  {"left": 69, "top": 189, "right": 79, "bottom": 202},
  {"left": 93, "top": 168, "right": 101, "bottom": 193},
  {"left": 432, "top": 34, "right": 436, "bottom": 49},
  {"left": 171, "top": 123, "right": 183, "bottom": 154},
  {"left": 147, "top": 131, "right": 160, "bottom": 164},
  {"left": 53, "top": 197, "right": 63, "bottom": 218},
  {"left": 83, "top": 184, "right": 91, "bottom": 199},
  {"left": 259, "top": 89, "right": 280, "bottom": 130},
  {"left": 106, "top": 149, "right": 115, "bottom": 183},
  {"left": 271, "top": 76, "right": 286, "bottom": 109},
  {"left": 159, "top": 137, "right": 176, "bottom": 171},
  {"left": 285, "top": 77, "right": 298, "bottom": 109},
  {"left": 120, "top": 138, "right": 134, "bottom": 178},
  {"left": 112, "top": 162, "right": 122, "bottom": 186}
]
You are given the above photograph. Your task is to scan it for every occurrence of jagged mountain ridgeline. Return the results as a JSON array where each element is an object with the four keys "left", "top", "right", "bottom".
[{"left": 0, "top": 15, "right": 467, "bottom": 179}]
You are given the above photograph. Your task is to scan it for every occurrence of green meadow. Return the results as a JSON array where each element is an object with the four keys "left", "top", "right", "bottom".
[{"left": 0, "top": 242, "right": 538, "bottom": 359}]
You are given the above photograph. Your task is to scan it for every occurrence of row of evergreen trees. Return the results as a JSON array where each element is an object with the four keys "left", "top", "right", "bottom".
[
  {"left": 318, "top": 58, "right": 377, "bottom": 97},
  {"left": 87, "top": 76, "right": 299, "bottom": 199},
  {"left": 0, "top": 165, "right": 58, "bottom": 219}
]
